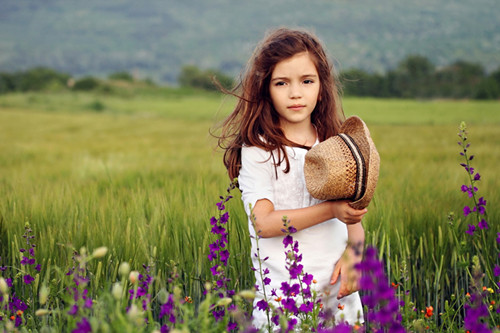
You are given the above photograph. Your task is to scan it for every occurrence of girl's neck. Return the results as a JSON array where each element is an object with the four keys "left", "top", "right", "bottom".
[{"left": 280, "top": 121, "right": 317, "bottom": 147}]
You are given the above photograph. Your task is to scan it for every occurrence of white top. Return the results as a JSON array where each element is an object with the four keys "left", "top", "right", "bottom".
[{"left": 238, "top": 143, "right": 363, "bottom": 328}]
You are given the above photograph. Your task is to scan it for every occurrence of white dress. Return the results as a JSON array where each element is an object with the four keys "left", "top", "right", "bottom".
[{"left": 238, "top": 143, "right": 363, "bottom": 328}]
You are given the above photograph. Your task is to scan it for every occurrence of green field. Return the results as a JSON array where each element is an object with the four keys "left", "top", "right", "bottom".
[{"left": 0, "top": 89, "right": 499, "bottom": 330}]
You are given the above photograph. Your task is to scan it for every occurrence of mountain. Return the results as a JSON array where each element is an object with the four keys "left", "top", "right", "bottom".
[{"left": 0, "top": 0, "right": 499, "bottom": 83}]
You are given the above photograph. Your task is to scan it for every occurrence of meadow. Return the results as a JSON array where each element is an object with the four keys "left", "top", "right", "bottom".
[{"left": 0, "top": 87, "right": 499, "bottom": 331}]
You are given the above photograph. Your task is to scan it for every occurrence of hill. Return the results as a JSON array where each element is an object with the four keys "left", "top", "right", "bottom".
[{"left": 0, "top": 0, "right": 499, "bottom": 83}]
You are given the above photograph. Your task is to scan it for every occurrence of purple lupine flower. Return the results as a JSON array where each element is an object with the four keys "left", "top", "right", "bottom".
[
  {"left": 283, "top": 234, "right": 293, "bottom": 247},
  {"left": 355, "top": 246, "right": 405, "bottom": 332},
  {"left": 474, "top": 173, "right": 481, "bottom": 181},
  {"left": 478, "top": 219, "right": 488, "bottom": 230},
  {"left": 466, "top": 224, "right": 476, "bottom": 236},
  {"left": 463, "top": 206, "right": 472, "bottom": 217},
  {"left": 298, "top": 301, "right": 314, "bottom": 313},
  {"left": 494, "top": 265, "right": 500, "bottom": 277},
  {"left": 256, "top": 299, "right": 269, "bottom": 311},
  {"left": 23, "top": 274, "right": 34, "bottom": 285},
  {"left": 68, "top": 304, "right": 79, "bottom": 316},
  {"left": 72, "top": 317, "right": 92, "bottom": 333}
]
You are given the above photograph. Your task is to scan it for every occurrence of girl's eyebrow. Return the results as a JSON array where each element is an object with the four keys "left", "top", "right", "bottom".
[{"left": 270, "top": 74, "right": 318, "bottom": 82}]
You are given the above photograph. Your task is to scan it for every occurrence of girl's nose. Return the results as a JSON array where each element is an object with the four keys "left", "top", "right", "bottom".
[{"left": 289, "top": 84, "right": 302, "bottom": 99}]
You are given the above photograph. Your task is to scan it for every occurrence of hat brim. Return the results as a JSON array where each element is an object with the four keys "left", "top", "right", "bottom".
[{"left": 340, "top": 116, "right": 380, "bottom": 209}]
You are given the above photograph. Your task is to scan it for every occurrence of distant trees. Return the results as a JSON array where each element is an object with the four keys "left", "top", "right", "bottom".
[
  {"left": 341, "top": 55, "right": 500, "bottom": 99},
  {"left": 0, "top": 59, "right": 498, "bottom": 99},
  {"left": 0, "top": 67, "right": 70, "bottom": 94},
  {"left": 178, "top": 65, "right": 234, "bottom": 91}
]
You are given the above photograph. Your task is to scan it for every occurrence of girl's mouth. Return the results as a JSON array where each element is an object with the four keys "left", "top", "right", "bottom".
[{"left": 288, "top": 105, "right": 305, "bottom": 111}]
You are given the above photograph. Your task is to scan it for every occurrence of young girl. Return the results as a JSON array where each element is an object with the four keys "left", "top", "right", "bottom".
[{"left": 218, "top": 27, "right": 366, "bottom": 328}]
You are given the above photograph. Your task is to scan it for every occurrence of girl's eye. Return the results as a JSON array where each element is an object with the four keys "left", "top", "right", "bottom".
[
  {"left": 275, "top": 81, "right": 286, "bottom": 86},
  {"left": 304, "top": 79, "right": 314, "bottom": 84}
]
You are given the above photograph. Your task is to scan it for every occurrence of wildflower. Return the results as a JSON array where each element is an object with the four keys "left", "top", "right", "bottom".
[
  {"left": 337, "top": 304, "right": 345, "bottom": 310},
  {"left": 465, "top": 224, "right": 476, "bottom": 236},
  {"left": 129, "top": 271, "right": 139, "bottom": 284},
  {"left": 23, "top": 274, "right": 35, "bottom": 285},
  {"left": 256, "top": 299, "right": 268, "bottom": 311},
  {"left": 184, "top": 296, "right": 193, "bottom": 303},
  {"left": 463, "top": 206, "right": 472, "bottom": 217},
  {"left": 68, "top": 304, "right": 79, "bottom": 316},
  {"left": 424, "top": 306, "right": 433, "bottom": 318},
  {"left": 355, "top": 246, "right": 405, "bottom": 332}
]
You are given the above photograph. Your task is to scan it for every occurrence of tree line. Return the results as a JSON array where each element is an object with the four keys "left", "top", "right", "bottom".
[
  {"left": 1, "top": 55, "right": 499, "bottom": 99},
  {"left": 341, "top": 55, "right": 500, "bottom": 99}
]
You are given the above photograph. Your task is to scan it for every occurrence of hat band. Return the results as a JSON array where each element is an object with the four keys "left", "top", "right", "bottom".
[{"left": 339, "top": 133, "right": 366, "bottom": 201}]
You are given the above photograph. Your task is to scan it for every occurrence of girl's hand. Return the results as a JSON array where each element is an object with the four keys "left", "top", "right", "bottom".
[
  {"left": 329, "top": 200, "right": 367, "bottom": 224},
  {"left": 330, "top": 245, "right": 362, "bottom": 299}
]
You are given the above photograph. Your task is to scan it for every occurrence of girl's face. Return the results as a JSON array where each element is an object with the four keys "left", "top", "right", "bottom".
[{"left": 269, "top": 52, "right": 320, "bottom": 130}]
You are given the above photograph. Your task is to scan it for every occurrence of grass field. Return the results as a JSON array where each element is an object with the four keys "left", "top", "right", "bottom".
[{"left": 0, "top": 88, "right": 499, "bottom": 330}]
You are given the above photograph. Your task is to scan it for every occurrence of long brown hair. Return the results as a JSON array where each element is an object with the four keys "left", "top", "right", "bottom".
[{"left": 217, "top": 27, "right": 345, "bottom": 180}]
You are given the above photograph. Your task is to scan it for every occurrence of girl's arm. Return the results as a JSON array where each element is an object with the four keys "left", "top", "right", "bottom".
[
  {"left": 330, "top": 222, "right": 365, "bottom": 299},
  {"left": 252, "top": 198, "right": 367, "bottom": 238}
]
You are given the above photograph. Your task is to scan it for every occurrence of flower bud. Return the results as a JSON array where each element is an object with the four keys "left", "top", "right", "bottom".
[
  {"left": 112, "top": 282, "right": 123, "bottom": 300},
  {"left": 35, "top": 309, "right": 50, "bottom": 316},
  {"left": 216, "top": 297, "right": 232, "bottom": 307},
  {"left": 129, "top": 271, "right": 139, "bottom": 284},
  {"left": 157, "top": 288, "right": 169, "bottom": 304},
  {"left": 0, "top": 277, "right": 8, "bottom": 294},
  {"left": 39, "top": 285, "right": 49, "bottom": 305},
  {"left": 119, "top": 262, "right": 130, "bottom": 277},
  {"left": 238, "top": 290, "right": 255, "bottom": 300},
  {"left": 92, "top": 247, "right": 108, "bottom": 258}
]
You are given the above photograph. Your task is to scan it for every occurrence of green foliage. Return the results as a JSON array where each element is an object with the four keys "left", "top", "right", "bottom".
[
  {"left": 178, "top": 65, "right": 234, "bottom": 91},
  {"left": 108, "top": 71, "right": 134, "bottom": 82},
  {"left": 342, "top": 55, "right": 500, "bottom": 99},
  {"left": 73, "top": 76, "right": 101, "bottom": 91},
  {"left": 0, "top": 67, "right": 70, "bottom": 94}
]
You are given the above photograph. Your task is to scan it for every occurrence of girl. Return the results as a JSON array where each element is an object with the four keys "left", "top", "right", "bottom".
[{"left": 218, "top": 27, "right": 366, "bottom": 328}]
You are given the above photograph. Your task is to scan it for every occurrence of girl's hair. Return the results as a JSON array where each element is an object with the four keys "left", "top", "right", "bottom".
[{"left": 217, "top": 27, "right": 345, "bottom": 180}]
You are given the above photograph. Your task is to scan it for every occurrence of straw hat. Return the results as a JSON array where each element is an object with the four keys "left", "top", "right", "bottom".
[{"left": 304, "top": 116, "right": 380, "bottom": 209}]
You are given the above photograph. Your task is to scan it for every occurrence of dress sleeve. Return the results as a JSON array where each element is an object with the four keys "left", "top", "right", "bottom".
[{"left": 238, "top": 146, "right": 275, "bottom": 216}]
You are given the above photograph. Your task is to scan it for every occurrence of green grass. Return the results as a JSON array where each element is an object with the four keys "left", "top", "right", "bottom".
[{"left": 0, "top": 90, "right": 499, "bottom": 328}]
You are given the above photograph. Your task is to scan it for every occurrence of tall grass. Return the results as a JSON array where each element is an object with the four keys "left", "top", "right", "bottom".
[{"left": 1, "top": 90, "right": 499, "bottom": 328}]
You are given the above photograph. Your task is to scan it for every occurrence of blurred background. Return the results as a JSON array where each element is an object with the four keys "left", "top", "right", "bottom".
[{"left": 1, "top": 0, "right": 499, "bottom": 87}]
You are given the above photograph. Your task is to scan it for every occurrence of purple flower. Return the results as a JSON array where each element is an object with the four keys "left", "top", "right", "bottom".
[
  {"left": 72, "top": 317, "right": 92, "bottom": 333},
  {"left": 219, "top": 249, "right": 230, "bottom": 265},
  {"left": 474, "top": 173, "right": 481, "bottom": 181},
  {"left": 256, "top": 299, "right": 268, "bottom": 311},
  {"left": 23, "top": 274, "right": 34, "bottom": 285},
  {"left": 281, "top": 297, "right": 298, "bottom": 315},
  {"left": 220, "top": 212, "right": 229, "bottom": 224},
  {"left": 463, "top": 206, "right": 472, "bottom": 217},
  {"left": 288, "top": 263, "right": 303, "bottom": 279},
  {"left": 298, "top": 301, "right": 314, "bottom": 313},
  {"left": 283, "top": 235, "right": 293, "bottom": 247},
  {"left": 263, "top": 277, "right": 271, "bottom": 286},
  {"left": 466, "top": 224, "right": 476, "bottom": 236},
  {"left": 302, "top": 273, "right": 313, "bottom": 286},
  {"left": 478, "top": 219, "right": 488, "bottom": 230},
  {"left": 68, "top": 304, "right": 79, "bottom": 316},
  {"left": 216, "top": 201, "right": 225, "bottom": 211},
  {"left": 355, "top": 246, "right": 405, "bottom": 332},
  {"left": 20, "top": 256, "right": 35, "bottom": 266},
  {"left": 494, "top": 265, "right": 500, "bottom": 277}
]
